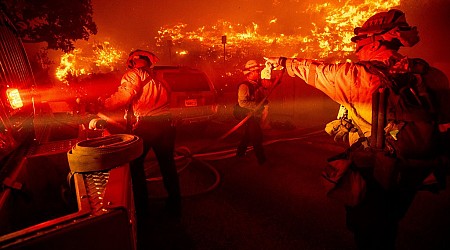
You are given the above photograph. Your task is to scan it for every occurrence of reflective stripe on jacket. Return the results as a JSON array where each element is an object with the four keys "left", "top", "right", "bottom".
[
  {"left": 238, "top": 80, "right": 266, "bottom": 112},
  {"left": 105, "top": 67, "right": 170, "bottom": 117},
  {"left": 284, "top": 58, "right": 384, "bottom": 145}
]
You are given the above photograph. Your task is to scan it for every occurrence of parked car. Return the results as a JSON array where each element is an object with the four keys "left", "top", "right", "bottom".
[
  {"left": 75, "top": 65, "right": 218, "bottom": 132},
  {"left": 153, "top": 65, "right": 218, "bottom": 126}
]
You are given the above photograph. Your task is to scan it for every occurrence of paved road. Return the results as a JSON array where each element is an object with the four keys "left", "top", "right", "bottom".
[{"left": 143, "top": 119, "right": 450, "bottom": 250}]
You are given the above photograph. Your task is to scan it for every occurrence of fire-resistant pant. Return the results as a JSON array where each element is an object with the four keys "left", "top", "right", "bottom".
[
  {"left": 130, "top": 115, "right": 181, "bottom": 248},
  {"left": 345, "top": 174, "right": 418, "bottom": 250},
  {"left": 237, "top": 115, "right": 266, "bottom": 165}
]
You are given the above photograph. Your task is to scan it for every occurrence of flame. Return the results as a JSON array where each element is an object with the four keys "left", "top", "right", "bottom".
[
  {"left": 55, "top": 49, "right": 79, "bottom": 82},
  {"left": 54, "top": 0, "right": 402, "bottom": 82},
  {"left": 308, "top": 0, "right": 402, "bottom": 59},
  {"left": 55, "top": 42, "right": 124, "bottom": 83},
  {"left": 155, "top": 0, "right": 401, "bottom": 63},
  {"left": 93, "top": 41, "right": 123, "bottom": 70},
  {"left": 176, "top": 50, "right": 188, "bottom": 55}
]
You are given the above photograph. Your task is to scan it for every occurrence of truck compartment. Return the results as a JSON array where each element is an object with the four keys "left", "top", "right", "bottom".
[
  {"left": 0, "top": 146, "right": 77, "bottom": 236},
  {"left": 0, "top": 139, "right": 136, "bottom": 250}
]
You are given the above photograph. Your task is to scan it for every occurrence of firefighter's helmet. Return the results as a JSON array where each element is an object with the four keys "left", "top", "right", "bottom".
[
  {"left": 243, "top": 60, "right": 263, "bottom": 75},
  {"left": 127, "top": 49, "right": 159, "bottom": 69},
  {"left": 351, "top": 9, "right": 419, "bottom": 50}
]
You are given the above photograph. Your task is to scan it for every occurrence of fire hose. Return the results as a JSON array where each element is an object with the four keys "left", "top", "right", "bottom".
[
  {"left": 148, "top": 69, "right": 292, "bottom": 197},
  {"left": 145, "top": 128, "right": 324, "bottom": 198},
  {"left": 215, "top": 68, "right": 286, "bottom": 142},
  {"left": 67, "top": 134, "right": 143, "bottom": 173},
  {"left": 71, "top": 68, "right": 289, "bottom": 197}
]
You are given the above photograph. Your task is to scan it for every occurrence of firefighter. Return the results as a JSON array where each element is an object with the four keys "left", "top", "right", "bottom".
[
  {"left": 101, "top": 50, "right": 181, "bottom": 249},
  {"left": 266, "top": 9, "right": 448, "bottom": 250},
  {"left": 235, "top": 59, "right": 272, "bottom": 165}
]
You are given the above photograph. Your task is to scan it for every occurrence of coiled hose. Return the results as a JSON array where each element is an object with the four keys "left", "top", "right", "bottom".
[{"left": 67, "top": 134, "right": 143, "bottom": 173}]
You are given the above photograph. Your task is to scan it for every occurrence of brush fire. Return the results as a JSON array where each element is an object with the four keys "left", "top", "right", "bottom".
[{"left": 55, "top": 0, "right": 401, "bottom": 84}]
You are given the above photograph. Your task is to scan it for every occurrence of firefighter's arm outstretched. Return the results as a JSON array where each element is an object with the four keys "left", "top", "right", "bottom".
[{"left": 265, "top": 56, "right": 378, "bottom": 144}]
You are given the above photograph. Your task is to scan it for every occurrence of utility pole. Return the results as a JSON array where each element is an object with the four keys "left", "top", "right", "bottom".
[
  {"left": 222, "top": 35, "right": 227, "bottom": 64},
  {"left": 167, "top": 40, "right": 173, "bottom": 64}
]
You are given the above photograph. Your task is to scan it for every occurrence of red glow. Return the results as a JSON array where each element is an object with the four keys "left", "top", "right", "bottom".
[{"left": 6, "top": 88, "right": 24, "bottom": 109}]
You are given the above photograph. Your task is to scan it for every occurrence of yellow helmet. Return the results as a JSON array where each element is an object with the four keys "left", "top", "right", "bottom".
[{"left": 243, "top": 60, "right": 263, "bottom": 75}]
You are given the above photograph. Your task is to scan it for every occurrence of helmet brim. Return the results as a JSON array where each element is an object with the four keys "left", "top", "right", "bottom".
[{"left": 127, "top": 50, "right": 159, "bottom": 68}]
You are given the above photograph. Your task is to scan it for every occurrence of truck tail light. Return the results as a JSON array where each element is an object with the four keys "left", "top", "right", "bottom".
[{"left": 6, "top": 88, "right": 24, "bottom": 109}]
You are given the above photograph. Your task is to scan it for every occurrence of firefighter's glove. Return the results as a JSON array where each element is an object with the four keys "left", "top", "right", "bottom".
[
  {"left": 325, "top": 118, "right": 357, "bottom": 143},
  {"left": 261, "top": 62, "right": 272, "bottom": 80},
  {"left": 264, "top": 57, "right": 287, "bottom": 69}
]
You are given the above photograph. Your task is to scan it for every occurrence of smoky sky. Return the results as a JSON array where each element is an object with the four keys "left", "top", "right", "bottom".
[{"left": 90, "top": 0, "right": 450, "bottom": 69}]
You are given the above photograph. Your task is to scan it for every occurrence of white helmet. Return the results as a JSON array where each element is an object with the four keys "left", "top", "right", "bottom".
[
  {"left": 243, "top": 60, "right": 263, "bottom": 75},
  {"left": 126, "top": 49, "right": 159, "bottom": 68}
]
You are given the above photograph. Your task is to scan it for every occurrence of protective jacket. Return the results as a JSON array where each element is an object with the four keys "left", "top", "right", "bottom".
[
  {"left": 284, "top": 51, "right": 413, "bottom": 145},
  {"left": 237, "top": 80, "right": 267, "bottom": 113},
  {"left": 104, "top": 67, "right": 170, "bottom": 118}
]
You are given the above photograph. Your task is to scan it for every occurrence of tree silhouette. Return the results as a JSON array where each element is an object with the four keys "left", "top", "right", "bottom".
[{"left": 0, "top": 0, "right": 97, "bottom": 52}]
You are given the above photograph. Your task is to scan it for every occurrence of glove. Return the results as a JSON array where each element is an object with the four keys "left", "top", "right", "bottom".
[
  {"left": 264, "top": 57, "right": 287, "bottom": 69},
  {"left": 264, "top": 57, "right": 280, "bottom": 67},
  {"left": 325, "top": 119, "right": 357, "bottom": 143},
  {"left": 260, "top": 62, "right": 272, "bottom": 80}
]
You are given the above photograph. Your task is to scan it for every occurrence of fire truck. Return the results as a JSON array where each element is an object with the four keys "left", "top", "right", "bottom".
[{"left": 0, "top": 11, "right": 136, "bottom": 250}]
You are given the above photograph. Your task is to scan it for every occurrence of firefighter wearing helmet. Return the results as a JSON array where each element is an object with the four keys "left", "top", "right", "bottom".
[
  {"left": 351, "top": 9, "right": 420, "bottom": 52},
  {"left": 265, "top": 9, "right": 448, "bottom": 249},
  {"left": 235, "top": 59, "right": 274, "bottom": 165},
  {"left": 101, "top": 49, "right": 181, "bottom": 249}
]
